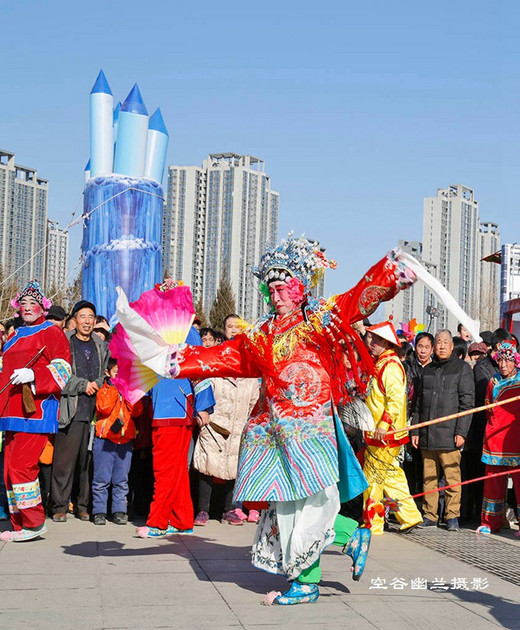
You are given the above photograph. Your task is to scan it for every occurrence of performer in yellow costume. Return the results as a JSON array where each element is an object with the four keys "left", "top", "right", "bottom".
[{"left": 363, "top": 321, "right": 423, "bottom": 535}]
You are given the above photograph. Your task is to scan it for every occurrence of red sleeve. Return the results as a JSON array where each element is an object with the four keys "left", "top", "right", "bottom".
[
  {"left": 32, "top": 326, "right": 72, "bottom": 396},
  {"left": 177, "top": 335, "right": 262, "bottom": 380},
  {"left": 333, "top": 253, "right": 410, "bottom": 324}
]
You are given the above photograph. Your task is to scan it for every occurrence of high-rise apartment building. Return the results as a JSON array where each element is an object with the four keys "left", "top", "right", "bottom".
[
  {"left": 388, "top": 187, "right": 500, "bottom": 335},
  {"left": 45, "top": 220, "right": 69, "bottom": 291},
  {"left": 422, "top": 185, "right": 481, "bottom": 333},
  {"left": 163, "top": 166, "right": 206, "bottom": 302},
  {"left": 163, "top": 153, "right": 279, "bottom": 321},
  {"left": 385, "top": 240, "right": 425, "bottom": 325},
  {"left": 479, "top": 222, "right": 500, "bottom": 330},
  {"left": 0, "top": 149, "right": 48, "bottom": 288}
]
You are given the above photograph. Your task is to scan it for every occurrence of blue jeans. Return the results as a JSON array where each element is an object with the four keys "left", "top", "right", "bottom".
[{"left": 92, "top": 437, "right": 133, "bottom": 515}]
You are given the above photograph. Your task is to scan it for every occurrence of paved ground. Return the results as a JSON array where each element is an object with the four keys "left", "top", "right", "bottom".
[{"left": 1, "top": 517, "right": 519, "bottom": 630}]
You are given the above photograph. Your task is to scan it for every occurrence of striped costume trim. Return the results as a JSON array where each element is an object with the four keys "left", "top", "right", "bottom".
[
  {"left": 234, "top": 403, "right": 339, "bottom": 502},
  {"left": 6, "top": 490, "right": 20, "bottom": 514},
  {"left": 12, "top": 480, "right": 42, "bottom": 510},
  {"left": 482, "top": 451, "right": 520, "bottom": 467},
  {"left": 194, "top": 379, "right": 211, "bottom": 396},
  {"left": 482, "top": 498, "right": 504, "bottom": 515},
  {"left": 47, "top": 358, "right": 72, "bottom": 389}
]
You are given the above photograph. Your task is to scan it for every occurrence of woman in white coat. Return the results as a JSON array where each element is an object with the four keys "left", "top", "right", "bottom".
[{"left": 193, "top": 315, "right": 260, "bottom": 526}]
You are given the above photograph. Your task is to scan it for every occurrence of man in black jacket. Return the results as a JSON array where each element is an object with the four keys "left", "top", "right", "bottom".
[
  {"left": 411, "top": 329, "right": 475, "bottom": 531},
  {"left": 51, "top": 301, "right": 110, "bottom": 522}
]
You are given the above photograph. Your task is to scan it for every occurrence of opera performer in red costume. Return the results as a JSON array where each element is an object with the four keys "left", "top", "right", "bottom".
[
  {"left": 117, "top": 236, "right": 417, "bottom": 604},
  {"left": 0, "top": 281, "right": 71, "bottom": 542},
  {"left": 476, "top": 341, "right": 520, "bottom": 535}
]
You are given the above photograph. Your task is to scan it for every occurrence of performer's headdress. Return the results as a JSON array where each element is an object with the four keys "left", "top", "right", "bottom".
[
  {"left": 11, "top": 280, "right": 52, "bottom": 311},
  {"left": 253, "top": 234, "right": 337, "bottom": 303},
  {"left": 366, "top": 320, "right": 402, "bottom": 347},
  {"left": 492, "top": 341, "right": 520, "bottom": 368}
]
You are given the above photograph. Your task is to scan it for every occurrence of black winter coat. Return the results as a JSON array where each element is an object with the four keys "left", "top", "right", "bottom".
[
  {"left": 404, "top": 354, "right": 425, "bottom": 417},
  {"left": 412, "top": 353, "right": 475, "bottom": 450}
]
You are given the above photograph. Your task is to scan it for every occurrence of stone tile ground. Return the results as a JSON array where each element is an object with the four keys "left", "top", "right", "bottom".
[{"left": 1, "top": 518, "right": 519, "bottom": 629}]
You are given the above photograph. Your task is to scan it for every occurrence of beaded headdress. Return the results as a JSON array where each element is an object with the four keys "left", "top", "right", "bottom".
[
  {"left": 11, "top": 280, "right": 52, "bottom": 311},
  {"left": 253, "top": 233, "right": 337, "bottom": 293},
  {"left": 492, "top": 341, "right": 520, "bottom": 368}
]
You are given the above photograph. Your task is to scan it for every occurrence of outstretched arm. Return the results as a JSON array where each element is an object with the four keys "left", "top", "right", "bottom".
[
  {"left": 176, "top": 335, "right": 262, "bottom": 381},
  {"left": 332, "top": 251, "right": 415, "bottom": 324}
]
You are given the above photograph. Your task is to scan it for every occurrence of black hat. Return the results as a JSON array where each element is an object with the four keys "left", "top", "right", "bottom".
[
  {"left": 479, "top": 331, "right": 493, "bottom": 346},
  {"left": 71, "top": 300, "right": 96, "bottom": 317},
  {"left": 46, "top": 305, "right": 68, "bottom": 321}
]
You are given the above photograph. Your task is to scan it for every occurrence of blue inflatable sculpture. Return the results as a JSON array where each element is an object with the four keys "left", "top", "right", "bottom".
[{"left": 82, "top": 70, "right": 169, "bottom": 322}]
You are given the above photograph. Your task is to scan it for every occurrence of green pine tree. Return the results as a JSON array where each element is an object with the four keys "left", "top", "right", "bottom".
[
  {"left": 194, "top": 296, "right": 209, "bottom": 329},
  {"left": 209, "top": 275, "right": 237, "bottom": 331}
]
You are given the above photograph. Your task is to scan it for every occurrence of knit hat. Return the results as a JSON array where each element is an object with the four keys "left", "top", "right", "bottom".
[{"left": 468, "top": 342, "right": 488, "bottom": 357}]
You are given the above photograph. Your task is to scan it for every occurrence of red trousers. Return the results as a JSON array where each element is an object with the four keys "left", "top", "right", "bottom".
[
  {"left": 146, "top": 425, "right": 194, "bottom": 530},
  {"left": 481, "top": 464, "right": 520, "bottom": 531},
  {"left": 4, "top": 431, "right": 48, "bottom": 530}
]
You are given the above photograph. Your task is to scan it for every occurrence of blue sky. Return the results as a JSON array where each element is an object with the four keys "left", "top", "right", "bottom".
[{"left": 1, "top": 0, "right": 517, "bottom": 296}]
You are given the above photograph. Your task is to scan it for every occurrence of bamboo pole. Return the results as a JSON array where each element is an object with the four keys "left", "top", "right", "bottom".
[{"left": 385, "top": 393, "right": 520, "bottom": 438}]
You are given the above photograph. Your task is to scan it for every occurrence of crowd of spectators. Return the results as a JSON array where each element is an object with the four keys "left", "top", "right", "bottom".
[{"left": 0, "top": 302, "right": 518, "bottom": 539}]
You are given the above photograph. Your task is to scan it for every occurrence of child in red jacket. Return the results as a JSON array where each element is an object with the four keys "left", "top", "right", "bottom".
[{"left": 92, "top": 359, "right": 143, "bottom": 525}]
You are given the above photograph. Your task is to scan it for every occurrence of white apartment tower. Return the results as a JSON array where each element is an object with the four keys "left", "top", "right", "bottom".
[
  {"left": 0, "top": 149, "right": 48, "bottom": 287},
  {"left": 163, "top": 166, "right": 206, "bottom": 302},
  {"left": 385, "top": 240, "right": 425, "bottom": 325},
  {"left": 163, "top": 154, "right": 279, "bottom": 321},
  {"left": 422, "top": 185, "right": 480, "bottom": 333},
  {"left": 479, "top": 222, "right": 500, "bottom": 330},
  {"left": 45, "top": 220, "right": 69, "bottom": 292}
]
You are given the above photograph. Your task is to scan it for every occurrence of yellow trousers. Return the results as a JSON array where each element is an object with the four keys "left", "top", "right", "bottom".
[{"left": 363, "top": 445, "right": 423, "bottom": 535}]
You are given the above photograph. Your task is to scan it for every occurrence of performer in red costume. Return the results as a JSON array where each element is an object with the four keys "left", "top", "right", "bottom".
[
  {"left": 166, "top": 238, "right": 417, "bottom": 604},
  {"left": 118, "top": 237, "right": 417, "bottom": 604},
  {"left": 0, "top": 281, "right": 71, "bottom": 542},
  {"left": 476, "top": 341, "right": 520, "bottom": 535}
]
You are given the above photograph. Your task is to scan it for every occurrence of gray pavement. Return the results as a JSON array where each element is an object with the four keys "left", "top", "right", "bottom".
[{"left": 1, "top": 517, "right": 519, "bottom": 629}]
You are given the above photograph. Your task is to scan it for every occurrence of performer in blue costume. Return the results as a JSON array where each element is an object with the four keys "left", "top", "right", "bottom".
[{"left": 136, "top": 326, "right": 215, "bottom": 538}]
